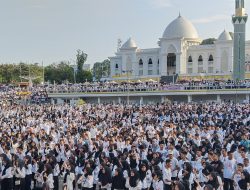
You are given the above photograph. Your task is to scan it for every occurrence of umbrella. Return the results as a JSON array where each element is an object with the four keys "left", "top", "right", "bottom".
[
  {"left": 110, "top": 81, "right": 118, "bottom": 84},
  {"left": 83, "top": 82, "right": 90, "bottom": 85},
  {"left": 147, "top": 79, "right": 157, "bottom": 83}
]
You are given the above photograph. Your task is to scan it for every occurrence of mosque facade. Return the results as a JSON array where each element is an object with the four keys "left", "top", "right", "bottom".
[{"left": 109, "top": 0, "right": 250, "bottom": 81}]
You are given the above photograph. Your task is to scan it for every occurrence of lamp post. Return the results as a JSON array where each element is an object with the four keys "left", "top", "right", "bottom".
[
  {"left": 70, "top": 59, "right": 77, "bottom": 84},
  {"left": 122, "top": 69, "right": 133, "bottom": 105}
]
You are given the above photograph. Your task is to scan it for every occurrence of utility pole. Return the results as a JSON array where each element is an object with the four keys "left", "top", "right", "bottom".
[
  {"left": 42, "top": 61, "right": 45, "bottom": 86},
  {"left": 122, "top": 69, "right": 133, "bottom": 105}
]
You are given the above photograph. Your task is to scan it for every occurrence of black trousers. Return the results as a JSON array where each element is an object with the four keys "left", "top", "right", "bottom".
[
  {"left": 164, "top": 184, "right": 172, "bottom": 190},
  {"left": 14, "top": 178, "right": 25, "bottom": 190},
  {"left": 53, "top": 176, "right": 59, "bottom": 190},
  {"left": 25, "top": 174, "right": 32, "bottom": 190},
  {"left": 224, "top": 178, "right": 234, "bottom": 190},
  {"left": 1, "top": 178, "right": 13, "bottom": 190}
]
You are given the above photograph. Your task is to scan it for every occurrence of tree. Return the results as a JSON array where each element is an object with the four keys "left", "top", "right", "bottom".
[
  {"left": 0, "top": 63, "right": 43, "bottom": 84},
  {"left": 44, "top": 61, "right": 74, "bottom": 84},
  {"left": 201, "top": 38, "right": 217, "bottom": 45},
  {"left": 75, "top": 49, "right": 89, "bottom": 83},
  {"left": 76, "top": 49, "right": 88, "bottom": 71},
  {"left": 92, "top": 59, "right": 110, "bottom": 81}
]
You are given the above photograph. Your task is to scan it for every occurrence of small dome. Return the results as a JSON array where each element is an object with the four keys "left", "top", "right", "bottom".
[
  {"left": 121, "top": 38, "right": 137, "bottom": 49},
  {"left": 163, "top": 15, "right": 199, "bottom": 39},
  {"left": 218, "top": 30, "right": 232, "bottom": 41}
]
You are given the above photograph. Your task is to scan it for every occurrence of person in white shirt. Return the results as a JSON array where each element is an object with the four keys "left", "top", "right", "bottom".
[
  {"left": 63, "top": 163, "right": 75, "bottom": 190},
  {"left": 0, "top": 155, "right": 13, "bottom": 190},
  {"left": 24, "top": 155, "right": 33, "bottom": 190},
  {"left": 157, "top": 143, "right": 167, "bottom": 161},
  {"left": 223, "top": 151, "right": 236, "bottom": 190},
  {"left": 163, "top": 159, "right": 172, "bottom": 190},
  {"left": 243, "top": 158, "right": 250, "bottom": 173},
  {"left": 236, "top": 148, "right": 248, "bottom": 164},
  {"left": 13, "top": 158, "right": 26, "bottom": 190},
  {"left": 139, "top": 163, "right": 152, "bottom": 190},
  {"left": 125, "top": 169, "right": 142, "bottom": 190},
  {"left": 43, "top": 164, "right": 54, "bottom": 190},
  {"left": 152, "top": 171, "right": 164, "bottom": 190},
  {"left": 77, "top": 167, "right": 94, "bottom": 190},
  {"left": 50, "top": 156, "right": 60, "bottom": 190}
]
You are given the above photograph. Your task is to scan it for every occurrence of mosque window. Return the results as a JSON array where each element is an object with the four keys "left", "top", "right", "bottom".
[
  {"left": 148, "top": 58, "right": 153, "bottom": 64},
  {"left": 115, "top": 63, "right": 119, "bottom": 69},
  {"left": 198, "top": 55, "right": 203, "bottom": 62},
  {"left": 198, "top": 55, "right": 203, "bottom": 67},
  {"left": 139, "top": 59, "right": 143, "bottom": 66},
  {"left": 208, "top": 55, "right": 214, "bottom": 61},
  {"left": 188, "top": 56, "right": 193, "bottom": 62}
]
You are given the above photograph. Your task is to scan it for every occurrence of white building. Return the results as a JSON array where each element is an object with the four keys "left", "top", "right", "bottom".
[{"left": 109, "top": 14, "right": 250, "bottom": 81}]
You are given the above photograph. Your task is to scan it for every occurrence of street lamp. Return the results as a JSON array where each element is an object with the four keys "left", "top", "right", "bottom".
[
  {"left": 122, "top": 69, "right": 133, "bottom": 105},
  {"left": 70, "top": 59, "right": 77, "bottom": 84}
]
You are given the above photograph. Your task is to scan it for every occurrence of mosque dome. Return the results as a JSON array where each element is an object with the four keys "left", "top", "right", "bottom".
[
  {"left": 162, "top": 15, "right": 199, "bottom": 39},
  {"left": 218, "top": 30, "right": 232, "bottom": 41},
  {"left": 121, "top": 38, "right": 137, "bottom": 49}
]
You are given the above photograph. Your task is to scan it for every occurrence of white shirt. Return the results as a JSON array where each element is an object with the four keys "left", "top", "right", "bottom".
[
  {"left": 14, "top": 167, "right": 26, "bottom": 178},
  {"left": 25, "top": 164, "right": 32, "bottom": 175},
  {"left": 170, "top": 157, "right": 179, "bottom": 177},
  {"left": 224, "top": 158, "right": 236, "bottom": 179},
  {"left": 1, "top": 166, "right": 13, "bottom": 179},
  {"left": 46, "top": 173, "right": 54, "bottom": 189},
  {"left": 152, "top": 180, "right": 164, "bottom": 190},
  {"left": 163, "top": 167, "right": 172, "bottom": 185},
  {"left": 141, "top": 170, "right": 152, "bottom": 189},
  {"left": 82, "top": 175, "right": 94, "bottom": 188},
  {"left": 53, "top": 164, "right": 60, "bottom": 176}
]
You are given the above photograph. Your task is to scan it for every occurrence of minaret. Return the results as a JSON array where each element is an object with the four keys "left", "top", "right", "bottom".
[{"left": 232, "top": 0, "right": 248, "bottom": 80}]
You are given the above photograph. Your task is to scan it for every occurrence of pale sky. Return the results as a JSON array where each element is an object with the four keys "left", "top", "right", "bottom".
[{"left": 0, "top": 0, "right": 249, "bottom": 67}]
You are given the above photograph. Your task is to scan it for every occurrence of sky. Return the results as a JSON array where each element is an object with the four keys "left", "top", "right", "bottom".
[{"left": 0, "top": 0, "right": 249, "bottom": 67}]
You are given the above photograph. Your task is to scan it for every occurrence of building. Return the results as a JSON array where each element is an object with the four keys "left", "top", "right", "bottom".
[{"left": 109, "top": 0, "right": 250, "bottom": 81}]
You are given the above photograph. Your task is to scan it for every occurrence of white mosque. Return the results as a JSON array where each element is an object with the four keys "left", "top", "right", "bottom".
[{"left": 109, "top": 7, "right": 250, "bottom": 81}]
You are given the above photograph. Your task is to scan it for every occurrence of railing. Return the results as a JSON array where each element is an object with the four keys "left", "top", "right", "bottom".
[{"left": 46, "top": 84, "right": 250, "bottom": 94}]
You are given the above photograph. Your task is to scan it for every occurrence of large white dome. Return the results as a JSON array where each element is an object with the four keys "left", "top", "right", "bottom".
[{"left": 163, "top": 15, "right": 199, "bottom": 39}]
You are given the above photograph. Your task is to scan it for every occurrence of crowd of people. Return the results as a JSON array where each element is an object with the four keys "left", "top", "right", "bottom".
[
  {"left": 44, "top": 80, "right": 250, "bottom": 94},
  {"left": 0, "top": 102, "right": 249, "bottom": 190}
]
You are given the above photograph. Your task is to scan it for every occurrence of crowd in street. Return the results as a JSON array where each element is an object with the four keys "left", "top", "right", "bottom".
[{"left": 0, "top": 102, "right": 249, "bottom": 190}]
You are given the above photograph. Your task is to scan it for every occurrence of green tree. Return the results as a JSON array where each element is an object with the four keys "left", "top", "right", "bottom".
[
  {"left": 0, "top": 63, "right": 43, "bottom": 84},
  {"left": 92, "top": 59, "right": 110, "bottom": 81},
  {"left": 44, "top": 61, "right": 74, "bottom": 84},
  {"left": 75, "top": 49, "right": 88, "bottom": 83},
  {"left": 201, "top": 38, "right": 217, "bottom": 45}
]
